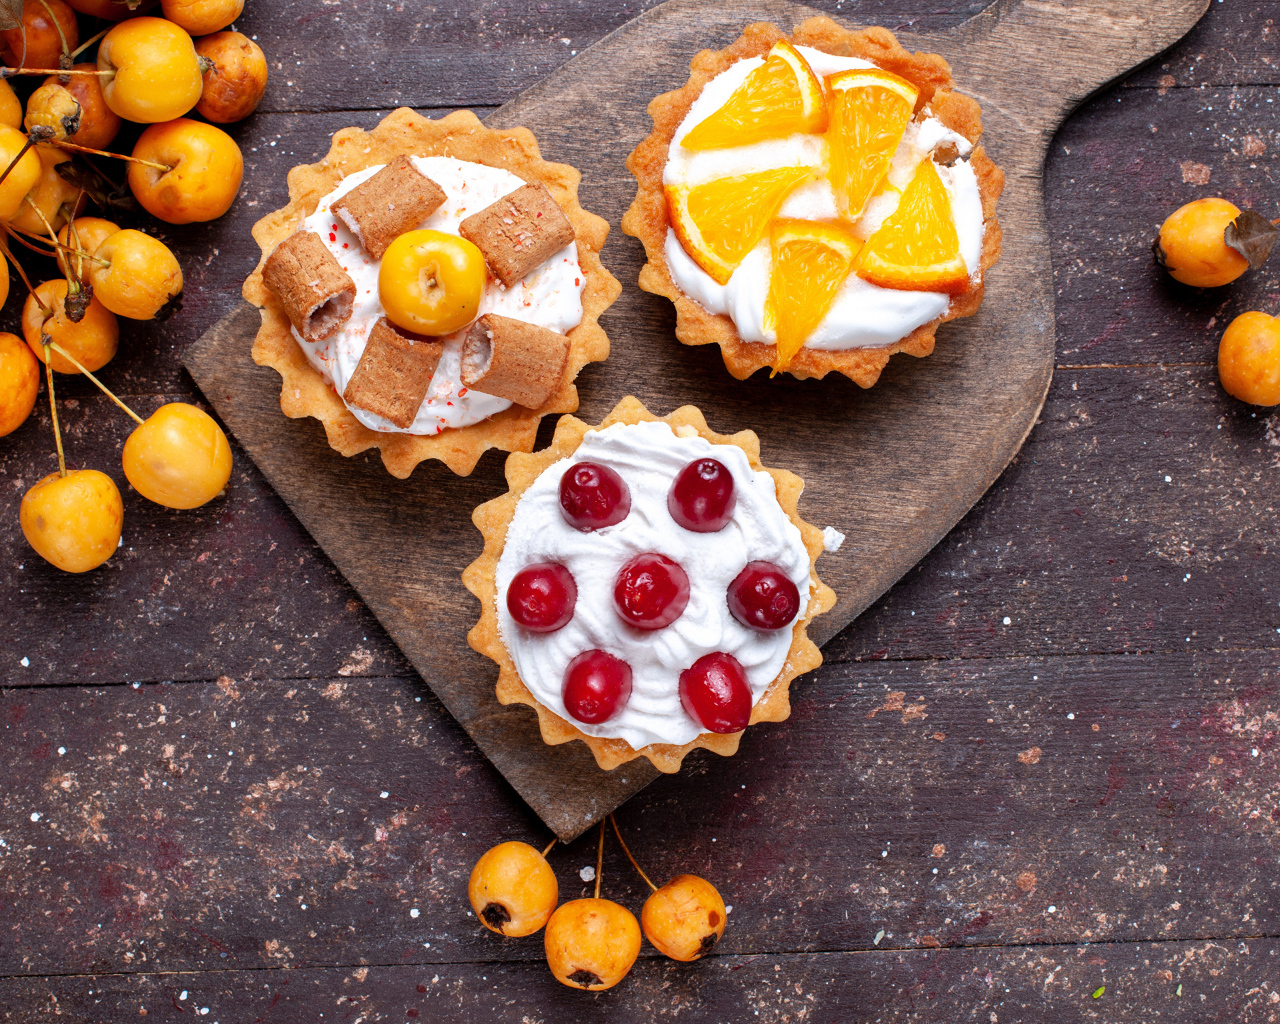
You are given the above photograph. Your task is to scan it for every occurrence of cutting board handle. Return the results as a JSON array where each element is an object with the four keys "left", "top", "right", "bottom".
[{"left": 939, "top": 0, "right": 1209, "bottom": 135}]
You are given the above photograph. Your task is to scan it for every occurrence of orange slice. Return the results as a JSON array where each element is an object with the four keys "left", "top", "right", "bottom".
[
  {"left": 856, "top": 159, "right": 969, "bottom": 294},
  {"left": 681, "top": 40, "right": 827, "bottom": 151},
  {"left": 666, "top": 166, "right": 816, "bottom": 285},
  {"left": 826, "top": 67, "right": 919, "bottom": 222},
  {"left": 764, "top": 219, "right": 862, "bottom": 371}
]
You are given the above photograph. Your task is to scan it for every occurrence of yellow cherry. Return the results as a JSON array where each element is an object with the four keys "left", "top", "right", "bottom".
[
  {"left": 57, "top": 216, "right": 120, "bottom": 281},
  {"left": 127, "top": 117, "right": 243, "bottom": 224},
  {"left": 1156, "top": 198, "right": 1250, "bottom": 288},
  {"left": 468, "top": 841, "right": 559, "bottom": 937},
  {"left": 98, "top": 17, "right": 203, "bottom": 123},
  {"left": 123, "top": 402, "right": 231, "bottom": 509},
  {"left": 90, "top": 229, "right": 184, "bottom": 320},
  {"left": 0, "top": 125, "right": 45, "bottom": 220},
  {"left": 641, "top": 874, "right": 727, "bottom": 961},
  {"left": 544, "top": 898, "right": 641, "bottom": 990},
  {"left": 0, "top": 331, "right": 39, "bottom": 437},
  {"left": 378, "top": 229, "right": 484, "bottom": 336},
  {"left": 21, "top": 469, "right": 123, "bottom": 573},
  {"left": 1219, "top": 310, "right": 1280, "bottom": 406}
]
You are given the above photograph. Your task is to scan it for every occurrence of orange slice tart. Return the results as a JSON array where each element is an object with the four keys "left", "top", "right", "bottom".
[
  {"left": 857, "top": 159, "right": 969, "bottom": 294},
  {"left": 666, "top": 165, "right": 816, "bottom": 284},
  {"left": 764, "top": 219, "right": 862, "bottom": 372},
  {"left": 623, "top": 19, "right": 1004, "bottom": 387},
  {"left": 826, "top": 67, "right": 919, "bottom": 222},
  {"left": 680, "top": 40, "right": 827, "bottom": 151}
]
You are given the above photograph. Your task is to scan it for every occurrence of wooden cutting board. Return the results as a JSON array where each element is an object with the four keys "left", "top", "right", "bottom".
[{"left": 184, "top": 0, "right": 1208, "bottom": 840}]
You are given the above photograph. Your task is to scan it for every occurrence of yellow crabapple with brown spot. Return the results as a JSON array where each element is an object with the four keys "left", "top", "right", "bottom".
[
  {"left": 1219, "top": 310, "right": 1280, "bottom": 406},
  {"left": 640, "top": 874, "right": 727, "bottom": 961},
  {"left": 1156, "top": 198, "right": 1251, "bottom": 288},
  {"left": 544, "top": 898, "right": 641, "bottom": 990},
  {"left": 90, "top": 229, "right": 184, "bottom": 321},
  {"left": 195, "top": 31, "right": 268, "bottom": 123},
  {"left": 21, "top": 469, "right": 123, "bottom": 573},
  {"left": 467, "top": 841, "right": 558, "bottom": 938}
]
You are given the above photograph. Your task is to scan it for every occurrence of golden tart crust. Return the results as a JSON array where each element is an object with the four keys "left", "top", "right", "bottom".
[
  {"left": 622, "top": 17, "right": 1005, "bottom": 388},
  {"left": 463, "top": 396, "right": 837, "bottom": 774},
  {"left": 244, "top": 107, "right": 621, "bottom": 478}
]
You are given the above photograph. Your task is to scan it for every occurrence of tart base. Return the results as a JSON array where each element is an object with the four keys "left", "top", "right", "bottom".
[
  {"left": 243, "top": 107, "right": 621, "bottom": 478},
  {"left": 621, "top": 17, "right": 1005, "bottom": 387},
  {"left": 462, "top": 396, "right": 837, "bottom": 774}
]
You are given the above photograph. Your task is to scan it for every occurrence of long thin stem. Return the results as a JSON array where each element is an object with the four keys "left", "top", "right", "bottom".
[
  {"left": 38, "top": 0, "right": 72, "bottom": 66},
  {"left": 609, "top": 814, "right": 657, "bottom": 892},
  {"left": 0, "top": 137, "right": 33, "bottom": 189},
  {"left": 69, "top": 27, "right": 108, "bottom": 60},
  {"left": 541, "top": 839, "right": 556, "bottom": 858},
  {"left": 46, "top": 341, "right": 144, "bottom": 425},
  {"left": 42, "top": 347, "right": 66, "bottom": 476},
  {"left": 0, "top": 67, "right": 109, "bottom": 78},
  {"left": 594, "top": 820, "right": 604, "bottom": 900},
  {"left": 0, "top": 236, "right": 50, "bottom": 316},
  {"left": 5, "top": 225, "right": 58, "bottom": 259},
  {"left": 51, "top": 138, "right": 170, "bottom": 172}
]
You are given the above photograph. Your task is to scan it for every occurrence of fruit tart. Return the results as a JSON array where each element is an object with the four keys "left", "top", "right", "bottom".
[
  {"left": 623, "top": 18, "right": 1004, "bottom": 387},
  {"left": 244, "top": 107, "right": 620, "bottom": 478},
  {"left": 464, "top": 396, "right": 836, "bottom": 773}
]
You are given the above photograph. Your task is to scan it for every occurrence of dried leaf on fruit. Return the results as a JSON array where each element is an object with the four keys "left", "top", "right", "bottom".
[
  {"left": 55, "top": 158, "right": 138, "bottom": 216},
  {"left": 1224, "top": 209, "right": 1279, "bottom": 270},
  {"left": 0, "top": 0, "right": 21, "bottom": 32}
]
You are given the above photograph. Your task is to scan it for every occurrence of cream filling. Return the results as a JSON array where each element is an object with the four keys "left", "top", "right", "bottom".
[
  {"left": 293, "top": 156, "right": 586, "bottom": 434},
  {"left": 662, "top": 45, "right": 985, "bottom": 351},
  {"left": 496, "top": 421, "right": 813, "bottom": 750}
]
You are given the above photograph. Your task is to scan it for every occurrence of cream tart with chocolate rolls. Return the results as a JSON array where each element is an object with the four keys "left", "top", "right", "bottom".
[
  {"left": 245, "top": 108, "right": 620, "bottom": 478},
  {"left": 464, "top": 397, "right": 836, "bottom": 773},
  {"left": 623, "top": 18, "right": 1004, "bottom": 387}
]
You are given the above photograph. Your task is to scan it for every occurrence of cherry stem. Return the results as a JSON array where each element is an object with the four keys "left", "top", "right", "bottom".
[
  {"left": 609, "top": 814, "right": 658, "bottom": 892},
  {"left": 1, "top": 68, "right": 109, "bottom": 78},
  {"left": 38, "top": 0, "right": 72, "bottom": 65},
  {"left": 541, "top": 839, "right": 556, "bottom": 859},
  {"left": 42, "top": 348, "right": 66, "bottom": 477},
  {"left": 5, "top": 225, "right": 58, "bottom": 260},
  {"left": 46, "top": 341, "right": 145, "bottom": 426},
  {"left": 0, "top": 236, "right": 49, "bottom": 316},
  {"left": 594, "top": 820, "right": 604, "bottom": 901},
  {"left": 0, "top": 137, "right": 34, "bottom": 190},
  {"left": 51, "top": 138, "right": 170, "bottom": 172},
  {"left": 70, "top": 27, "right": 108, "bottom": 61}
]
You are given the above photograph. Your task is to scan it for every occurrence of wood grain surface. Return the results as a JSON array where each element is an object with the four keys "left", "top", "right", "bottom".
[
  {"left": 183, "top": 0, "right": 1209, "bottom": 841},
  {"left": 5, "top": 0, "right": 1280, "bottom": 1018}
]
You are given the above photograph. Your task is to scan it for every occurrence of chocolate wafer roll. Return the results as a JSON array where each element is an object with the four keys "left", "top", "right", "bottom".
[
  {"left": 331, "top": 155, "right": 447, "bottom": 259},
  {"left": 459, "top": 182, "right": 575, "bottom": 288},
  {"left": 460, "top": 313, "right": 571, "bottom": 409},
  {"left": 262, "top": 230, "right": 356, "bottom": 343},
  {"left": 342, "top": 317, "right": 445, "bottom": 429}
]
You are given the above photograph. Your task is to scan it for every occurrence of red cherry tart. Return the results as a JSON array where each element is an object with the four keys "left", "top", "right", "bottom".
[
  {"left": 727, "top": 561, "right": 800, "bottom": 631},
  {"left": 563, "top": 649, "right": 632, "bottom": 724},
  {"left": 680, "top": 652, "right": 752, "bottom": 733},
  {"left": 614, "top": 552, "right": 690, "bottom": 630},
  {"left": 669, "top": 457, "right": 736, "bottom": 532},
  {"left": 507, "top": 562, "right": 577, "bottom": 633},
  {"left": 559, "top": 461, "right": 631, "bottom": 531}
]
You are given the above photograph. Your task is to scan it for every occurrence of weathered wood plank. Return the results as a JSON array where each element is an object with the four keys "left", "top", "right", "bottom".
[
  {"left": 1125, "top": 0, "right": 1280, "bottom": 89},
  {"left": 1, "top": 937, "right": 1275, "bottom": 1022},
  {"left": 3, "top": 651, "right": 1277, "bottom": 975}
]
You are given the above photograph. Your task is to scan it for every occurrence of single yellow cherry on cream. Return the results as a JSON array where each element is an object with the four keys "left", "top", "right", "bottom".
[{"left": 378, "top": 229, "right": 485, "bottom": 336}]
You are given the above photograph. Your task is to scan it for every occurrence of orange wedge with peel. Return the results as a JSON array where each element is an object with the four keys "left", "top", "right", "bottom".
[
  {"left": 857, "top": 159, "right": 969, "bottom": 294},
  {"left": 681, "top": 40, "right": 827, "bottom": 151},
  {"left": 826, "top": 67, "right": 918, "bottom": 222},
  {"left": 666, "top": 166, "right": 816, "bottom": 285},
  {"left": 764, "top": 219, "right": 862, "bottom": 371}
]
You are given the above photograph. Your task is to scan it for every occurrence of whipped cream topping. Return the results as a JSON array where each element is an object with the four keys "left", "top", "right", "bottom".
[
  {"left": 293, "top": 156, "right": 586, "bottom": 434},
  {"left": 663, "top": 45, "right": 985, "bottom": 351},
  {"left": 495, "top": 421, "right": 813, "bottom": 750}
]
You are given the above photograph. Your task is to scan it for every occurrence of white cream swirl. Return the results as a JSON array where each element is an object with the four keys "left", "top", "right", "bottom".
[
  {"left": 293, "top": 156, "right": 586, "bottom": 435},
  {"left": 662, "top": 45, "right": 985, "bottom": 351},
  {"left": 495, "top": 421, "right": 812, "bottom": 750}
]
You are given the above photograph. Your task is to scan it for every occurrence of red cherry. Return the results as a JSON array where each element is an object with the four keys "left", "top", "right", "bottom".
[
  {"left": 506, "top": 562, "right": 576, "bottom": 633},
  {"left": 559, "top": 462, "right": 631, "bottom": 531},
  {"left": 668, "top": 458, "right": 737, "bottom": 532},
  {"left": 727, "top": 561, "right": 800, "bottom": 631},
  {"left": 562, "top": 650, "right": 632, "bottom": 724},
  {"left": 679, "top": 652, "right": 752, "bottom": 733},
  {"left": 613, "top": 552, "right": 690, "bottom": 630}
]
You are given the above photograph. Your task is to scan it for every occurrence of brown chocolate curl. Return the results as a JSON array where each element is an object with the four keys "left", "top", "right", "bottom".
[{"left": 261, "top": 230, "right": 355, "bottom": 343}]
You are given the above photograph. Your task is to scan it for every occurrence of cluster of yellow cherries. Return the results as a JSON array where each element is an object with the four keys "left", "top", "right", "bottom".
[
  {"left": 0, "top": 0, "right": 271, "bottom": 572},
  {"left": 1156, "top": 198, "right": 1280, "bottom": 406},
  {"left": 468, "top": 816, "right": 727, "bottom": 991}
]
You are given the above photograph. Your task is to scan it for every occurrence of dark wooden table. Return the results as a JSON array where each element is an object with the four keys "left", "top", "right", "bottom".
[{"left": 3, "top": 1, "right": 1279, "bottom": 1019}]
